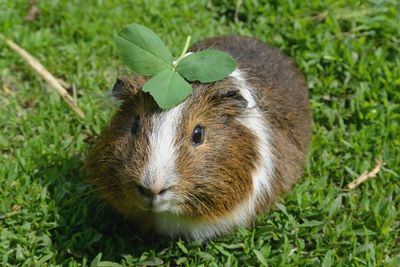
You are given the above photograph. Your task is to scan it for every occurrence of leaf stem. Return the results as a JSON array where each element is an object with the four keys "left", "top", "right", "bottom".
[{"left": 173, "top": 35, "right": 191, "bottom": 69}]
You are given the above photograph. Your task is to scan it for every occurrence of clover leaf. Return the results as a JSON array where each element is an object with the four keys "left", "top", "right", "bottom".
[
  {"left": 176, "top": 50, "right": 236, "bottom": 83},
  {"left": 116, "top": 23, "right": 237, "bottom": 109},
  {"left": 116, "top": 23, "right": 172, "bottom": 76},
  {"left": 142, "top": 69, "right": 192, "bottom": 109}
]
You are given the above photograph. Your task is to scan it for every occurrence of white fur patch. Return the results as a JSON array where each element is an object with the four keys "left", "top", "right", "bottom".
[
  {"left": 230, "top": 69, "right": 275, "bottom": 200},
  {"left": 143, "top": 103, "right": 185, "bottom": 212},
  {"left": 154, "top": 195, "right": 254, "bottom": 240},
  {"left": 230, "top": 69, "right": 275, "bottom": 217}
]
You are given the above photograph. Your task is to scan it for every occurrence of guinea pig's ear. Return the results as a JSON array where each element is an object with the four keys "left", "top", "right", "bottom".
[
  {"left": 212, "top": 88, "right": 249, "bottom": 114},
  {"left": 111, "top": 77, "right": 125, "bottom": 98},
  {"left": 111, "top": 75, "right": 143, "bottom": 100}
]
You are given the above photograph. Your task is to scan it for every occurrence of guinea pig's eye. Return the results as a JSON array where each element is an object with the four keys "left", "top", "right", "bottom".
[
  {"left": 131, "top": 116, "right": 140, "bottom": 135},
  {"left": 191, "top": 125, "right": 205, "bottom": 146}
]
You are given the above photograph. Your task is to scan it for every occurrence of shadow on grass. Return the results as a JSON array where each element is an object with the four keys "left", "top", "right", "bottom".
[{"left": 34, "top": 152, "right": 170, "bottom": 263}]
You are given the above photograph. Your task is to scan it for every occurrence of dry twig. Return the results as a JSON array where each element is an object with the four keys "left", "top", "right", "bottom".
[
  {"left": 346, "top": 160, "right": 383, "bottom": 190},
  {"left": 1, "top": 34, "right": 85, "bottom": 119}
]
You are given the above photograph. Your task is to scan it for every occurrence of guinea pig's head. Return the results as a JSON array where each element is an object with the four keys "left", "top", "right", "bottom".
[{"left": 85, "top": 73, "right": 268, "bottom": 239}]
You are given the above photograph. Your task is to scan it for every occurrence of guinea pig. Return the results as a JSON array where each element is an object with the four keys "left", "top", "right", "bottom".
[{"left": 85, "top": 35, "right": 311, "bottom": 241}]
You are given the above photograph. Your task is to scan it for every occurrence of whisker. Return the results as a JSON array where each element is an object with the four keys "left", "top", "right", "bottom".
[
  {"left": 184, "top": 191, "right": 213, "bottom": 215},
  {"left": 80, "top": 182, "right": 122, "bottom": 196}
]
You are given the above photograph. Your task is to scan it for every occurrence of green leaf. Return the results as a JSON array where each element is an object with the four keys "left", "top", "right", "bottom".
[
  {"left": 176, "top": 50, "right": 236, "bottom": 83},
  {"left": 253, "top": 249, "right": 268, "bottom": 266},
  {"left": 139, "top": 258, "right": 164, "bottom": 266},
  {"left": 298, "top": 220, "right": 324, "bottom": 227},
  {"left": 142, "top": 69, "right": 192, "bottom": 109},
  {"left": 176, "top": 241, "right": 189, "bottom": 254},
  {"left": 322, "top": 250, "right": 333, "bottom": 267},
  {"left": 116, "top": 23, "right": 172, "bottom": 76},
  {"left": 98, "top": 261, "right": 123, "bottom": 267},
  {"left": 90, "top": 253, "right": 102, "bottom": 267},
  {"left": 328, "top": 194, "right": 342, "bottom": 218}
]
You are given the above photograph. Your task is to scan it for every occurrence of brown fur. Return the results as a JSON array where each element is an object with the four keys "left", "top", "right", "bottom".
[
  {"left": 190, "top": 36, "right": 311, "bottom": 213},
  {"left": 174, "top": 81, "right": 258, "bottom": 221}
]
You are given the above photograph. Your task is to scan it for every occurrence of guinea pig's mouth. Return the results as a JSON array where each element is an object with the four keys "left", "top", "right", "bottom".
[
  {"left": 124, "top": 189, "right": 183, "bottom": 215},
  {"left": 151, "top": 197, "right": 182, "bottom": 215}
]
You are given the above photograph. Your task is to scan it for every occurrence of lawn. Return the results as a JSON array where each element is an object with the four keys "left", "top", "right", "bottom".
[{"left": 0, "top": 0, "right": 399, "bottom": 266}]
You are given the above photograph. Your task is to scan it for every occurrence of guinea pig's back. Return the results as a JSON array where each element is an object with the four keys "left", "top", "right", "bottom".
[{"left": 190, "top": 36, "right": 311, "bottom": 199}]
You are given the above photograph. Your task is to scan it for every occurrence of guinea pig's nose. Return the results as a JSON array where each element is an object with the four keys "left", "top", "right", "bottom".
[{"left": 137, "top": 184, "right": 168, "bottom": 200}]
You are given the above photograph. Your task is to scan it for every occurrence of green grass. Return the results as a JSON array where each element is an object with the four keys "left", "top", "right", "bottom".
[{"left": 1, "top": 0, "right": 399, "bottom": 266}]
